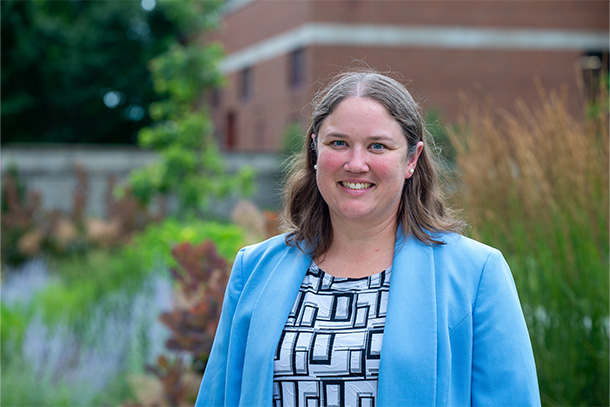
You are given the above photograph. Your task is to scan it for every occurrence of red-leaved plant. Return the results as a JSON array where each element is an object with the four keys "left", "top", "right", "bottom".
[{"left": 126, "top": 240, "right": 231, "bottom": 407}]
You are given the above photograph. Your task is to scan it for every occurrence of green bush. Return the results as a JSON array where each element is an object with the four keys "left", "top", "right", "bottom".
[
  {"left": 129, "top": 217, "right": 246, "bottom": 268},
  {"left": 9, "top": 218, "right": 245, "bottom": 328},
  {"left": 18, "top": 250, "right": 147, "bottom": 325},
  {"left": 449, "top": 82, "right": 609, "bottom": 405},
  {"left": 1, "top": 286, "right": 148, "bottom": 407},
  {"left": 1, "top": 215, "right": 247, "bottom": 406},
  {"left": 1, "top": 353, "right": 72, "bottom": 407},
  {"left": 0, "top": 305, "right": 28, "bottom": 355}
]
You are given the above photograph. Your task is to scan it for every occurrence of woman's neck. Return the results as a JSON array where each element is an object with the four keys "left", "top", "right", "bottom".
[{"left": 315, "top": 219, "right": 398, "bottom": 278}]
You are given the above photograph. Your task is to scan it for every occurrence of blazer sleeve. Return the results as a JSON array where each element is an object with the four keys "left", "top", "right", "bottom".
[
  {"left": 471, "top": 249, "right": 541, "bottom": 407},
  {"left": 195, "top": 248, "right": 246, "bottom": 407}
]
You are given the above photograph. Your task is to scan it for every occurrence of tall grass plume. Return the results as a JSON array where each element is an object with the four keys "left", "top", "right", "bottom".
[{"left": 449, "top": 78, "right": 609, "bottom": 406}]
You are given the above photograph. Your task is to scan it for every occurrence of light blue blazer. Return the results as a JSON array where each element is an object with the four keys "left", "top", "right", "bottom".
[{"left": 195, "top": 232, "right": 540, "bottom": 406}]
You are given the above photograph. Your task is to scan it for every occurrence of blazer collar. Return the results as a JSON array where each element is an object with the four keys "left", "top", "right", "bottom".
[
  {"left": 378, "top": 232, "right": 438, "bottom": 406},
  {"left": 240, "top": 244, "right": 312, "bottom": 405}
]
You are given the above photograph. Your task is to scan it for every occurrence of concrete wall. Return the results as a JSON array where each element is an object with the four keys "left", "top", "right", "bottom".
[{"left": 1, "top": 145, "right": 284, "bottom": 218}]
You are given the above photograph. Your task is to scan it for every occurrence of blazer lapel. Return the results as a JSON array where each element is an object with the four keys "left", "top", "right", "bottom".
[
  {"left": 240, "top": 246, "right": 312, "bottom": 405},
  {"left": 378, "top": 234, "right": 438, "bottom": 406}
]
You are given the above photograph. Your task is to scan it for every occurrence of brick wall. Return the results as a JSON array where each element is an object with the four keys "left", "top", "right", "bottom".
[
  {"left": 209, "top": 0, "right": 608, "bottom": 151},
  {"left": 309, "top": 1, "right": 608, "bottom": 30},
  {"left": 211, "top": 54, "right": 312, "bottom": 151},
  {"left": 208, "top": 1, "right": 312, "bottom": 53},
  {"left": 310, "top": 45, "right": 587, "bottom": 120}
]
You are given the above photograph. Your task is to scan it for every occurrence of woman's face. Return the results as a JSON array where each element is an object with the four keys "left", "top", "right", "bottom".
[{"left": 314, "top": 96, "right": 422, "bottom": 229}]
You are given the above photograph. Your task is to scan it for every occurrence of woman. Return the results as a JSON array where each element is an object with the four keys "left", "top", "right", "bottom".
[{"left": 195, "top": 71, "right": 540, "bottom": 406}]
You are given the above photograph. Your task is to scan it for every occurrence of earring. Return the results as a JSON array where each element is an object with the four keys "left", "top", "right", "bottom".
[
  {"left": 409, "top": 168, "right": 415, "bottom": 174},
  {"left": 314, "top": 164, "right": 318, "bottom": 170}
]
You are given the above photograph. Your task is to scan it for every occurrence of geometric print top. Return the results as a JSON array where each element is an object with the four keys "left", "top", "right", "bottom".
[{"left": 273, "top": 261, "right": 392, "bottom": 407}]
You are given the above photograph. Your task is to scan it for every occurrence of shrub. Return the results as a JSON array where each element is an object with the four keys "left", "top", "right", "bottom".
[
  {"left": 121, "top": 239, "right": 231, "bottom": 407},
  {"left": 1, "top": 165, "right": 44, "bottom": 265},
  {"left": 128, "top": 217, "right": 246, "bottom": 269},
  {"left": 449, "top": 80, "right": 609, "bottom": 405},
  {"left": 8, "top": 217, "right": 245, "bottom": 330},
  {"left": 1, "top": 271, "right": 171, "bottom": 407},
  {"left": 0, "top": 164, "right": 162, "bottom": 267},
  {"left": 1, "top": 214, "right": 247, "bottom": 406}
]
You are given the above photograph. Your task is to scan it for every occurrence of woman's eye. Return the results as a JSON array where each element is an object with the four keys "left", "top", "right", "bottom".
[
  {"left": 370, "top": 143, "right": 385, "bottom": 151},
  {"left": 331, "top": 140, "right": 347, "bottom": 147}
]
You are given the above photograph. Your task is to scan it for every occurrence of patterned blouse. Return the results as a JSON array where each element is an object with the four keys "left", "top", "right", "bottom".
[{"left": 273, "top": 261, "right": 392, "bottom": 407}]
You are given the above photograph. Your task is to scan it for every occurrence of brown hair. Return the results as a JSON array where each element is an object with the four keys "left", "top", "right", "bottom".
[{"left": 281, "top": 71, "right": 465, "bottom": 257}]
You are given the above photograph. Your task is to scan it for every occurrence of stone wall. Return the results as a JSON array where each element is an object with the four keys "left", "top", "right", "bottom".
[{"left": 1, "top": 145, "right": 284, "bottom": 218}]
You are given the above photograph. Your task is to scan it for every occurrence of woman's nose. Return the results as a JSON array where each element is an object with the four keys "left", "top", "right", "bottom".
[{"left": 344, "top": 148, "right": 369, "bottom": 173}]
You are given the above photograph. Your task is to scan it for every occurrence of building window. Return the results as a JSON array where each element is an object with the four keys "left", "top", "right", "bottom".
[
  {"left": 226, "top": 110, "right": 237, "bottom": 149},
  {"left": 579, "top": 51, "right": 608, "bottom": 101},
  {"left": 288, "top": 48, "right": 305, "bottom": 89},
  {"left": 240, "top": 67, "right": 253, "bottom": 102}
]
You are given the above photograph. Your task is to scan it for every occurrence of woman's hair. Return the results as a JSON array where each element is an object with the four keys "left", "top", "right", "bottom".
[{"left": 281, "top": 70, "right": 465, "bottom": 257}]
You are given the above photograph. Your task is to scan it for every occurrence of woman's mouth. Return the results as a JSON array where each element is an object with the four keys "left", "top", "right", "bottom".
[{"left": 340, "top": 181, "right": 373, "bottom": 190}]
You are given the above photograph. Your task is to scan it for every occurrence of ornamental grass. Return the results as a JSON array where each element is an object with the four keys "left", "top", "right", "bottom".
[{"left": 448, "top": 77, "right": 609, "bottom": 406}]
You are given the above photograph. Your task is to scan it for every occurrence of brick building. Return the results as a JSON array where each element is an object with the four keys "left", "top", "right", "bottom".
[{"left": 206, "top": 0, "right": 609, "bottom": 152}]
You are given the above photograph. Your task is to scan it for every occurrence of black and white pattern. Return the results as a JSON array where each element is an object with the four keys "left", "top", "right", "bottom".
[{"left": 273, "top": 262, "right": 391, "bottom": 407}]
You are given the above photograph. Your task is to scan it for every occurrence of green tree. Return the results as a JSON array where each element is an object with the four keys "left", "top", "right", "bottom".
[
  {"left": 125, "top": 1, "right": 254, "bottom": 216},
  {"left": 1, "top": 0, "right": 199, "bottom": 144}
]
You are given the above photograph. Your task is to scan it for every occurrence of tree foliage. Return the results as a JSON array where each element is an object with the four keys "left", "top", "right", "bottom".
[
  {"left": 123, "top": 1, "right": 254, "bottom": 215},
  {"left": 1, "top": 0, "right": 214, "bottom": 144}
]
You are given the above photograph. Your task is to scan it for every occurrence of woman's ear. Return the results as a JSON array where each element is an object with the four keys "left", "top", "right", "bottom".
[{"left": 405, "top": 141, "right": 424, "bottom": 179}]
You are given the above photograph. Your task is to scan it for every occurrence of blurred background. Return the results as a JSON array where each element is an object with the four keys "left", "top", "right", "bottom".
[{"left": 1, "top": 0, "right": 608, "bottom": 406}]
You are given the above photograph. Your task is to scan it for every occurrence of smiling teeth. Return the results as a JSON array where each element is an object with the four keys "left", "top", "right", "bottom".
[{"left": 342, "top": 182, "right": 372, "bottom": 190}]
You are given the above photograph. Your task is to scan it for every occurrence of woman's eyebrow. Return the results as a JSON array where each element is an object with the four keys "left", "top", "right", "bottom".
[
  {"left": 320, "top": 132, "right": 349, "bottom": 139},
  {"left": 369, "top": 135, "right": 394, "bottom": 142}
]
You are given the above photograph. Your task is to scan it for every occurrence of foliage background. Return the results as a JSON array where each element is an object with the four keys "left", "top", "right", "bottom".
[{"left": 1, "top": 0, "right": 217, "bottom": 145}]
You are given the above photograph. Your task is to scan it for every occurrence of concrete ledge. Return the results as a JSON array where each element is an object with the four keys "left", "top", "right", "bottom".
[{"left": 2, "top": 144, "right": 284, "bottom": 217}]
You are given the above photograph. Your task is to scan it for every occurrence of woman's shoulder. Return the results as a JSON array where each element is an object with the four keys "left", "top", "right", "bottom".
[
  {"left": 431, "top": 232, "right": 504, "bottom": 268},
  {"left": 235, "top": 233, "right": 301, "bottom": 265},
  {"left": 240, "top": 233, "right": 290, "bottom": 254},
  {"left": 427, "top": 233, "right": 514, "bottom": 302},
  {"left": 231, "top": 233, "right": 310, "bottom": 285},
  {"left": 437, "top": 232, "right": 498, "bottom": 252}
]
